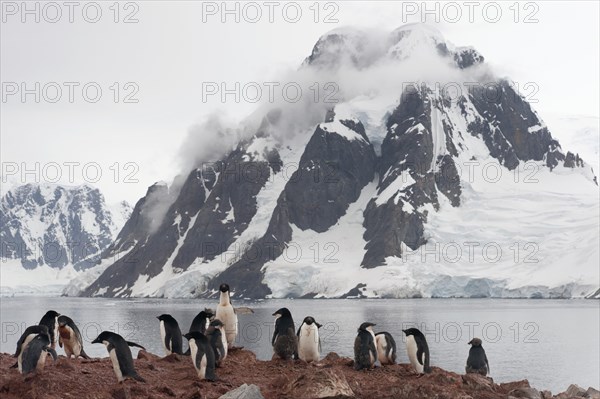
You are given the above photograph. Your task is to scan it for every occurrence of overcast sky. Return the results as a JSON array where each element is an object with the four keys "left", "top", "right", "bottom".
[{"left": 1, "top": 1, "right": 599, "bottom": 204}]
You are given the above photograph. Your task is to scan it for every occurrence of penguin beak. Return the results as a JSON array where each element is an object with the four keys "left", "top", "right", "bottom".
[
  {"left": 91, "top": 337, "right": 100, "bottom": 344},
  {"left": 316, "top": 322, "right": 323, "bottom": 329},
  {"left": 467, "top": 339, "right": 473, "bottom": 345}
]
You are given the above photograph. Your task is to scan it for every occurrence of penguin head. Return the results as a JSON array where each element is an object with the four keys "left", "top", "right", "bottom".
[
  {"left": 157, "top": 314, "right": 176, "bottom": 323},
  {"left": 91, "top": 331, "right": 115, "bottom": 345},
  {"left": 203, "top": 308, "right": 215, "bottom": 319},
  {"left": 219, "top": 283, "right": 230, "bottom": 293},
  {"left": 402, "top": 328, "right": 422, "bottom": 337},
  {"left": 57, "top": 315, "right": 69, "bottom": 327},
  {"left": 302, "top": 316, "right": 322, "bottom": 328},
  {"left": 44, "top": 310, "right": 60, "bottom": 319},
  {"left": 272, "top": 308, "right": 292, "bottom": 319},
  {"left": 468, "top": 338, "right": 483, "bottom": 346},
  {"left": 358, "top": 322, "right": 376, "bottom": 332}
]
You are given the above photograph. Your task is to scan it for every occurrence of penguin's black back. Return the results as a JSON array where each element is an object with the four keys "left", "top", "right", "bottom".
[
  {"left": 21, "top": 334, "right": 53, "bottom": 374},
  {"left": 189, "top": 311, "right": 211, "bottom": 334},
  {"left": 414, "top": 332, "right": 431, "bottom": 373},
  {"left": 467, "top": 345, "right": 488, "bottom": 375},
  {"left": 206, "top": 327, "right": 225, "bottom": 364},
  {"left": 273, "top": 314, "right": 297, "bottom": 360},
  {"left": 107, "top": 334, "right": 143, "bottom": 380},
  {"left": 14, "top": 325, "right": 49, "bottom": 357},
  {"left": 161, "top": 316, "right": 183, "bottom": 354},
  {"left": 354, "top": 330, "right": 376, "bottom": 370},
  {"left": 39, "top": 311, "right": 58, "bottom": 343}
]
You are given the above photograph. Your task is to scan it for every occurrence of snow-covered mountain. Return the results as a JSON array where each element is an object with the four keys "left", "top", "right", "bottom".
[
  {"left": 1, "top": 183, "right": 131, "bottom": 295},
  {"left": 78, "top": 24, "right": 599, "bottom": 299}
]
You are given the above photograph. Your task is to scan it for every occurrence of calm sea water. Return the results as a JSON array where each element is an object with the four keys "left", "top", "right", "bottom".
[{"left": 0, "top": 297, "right": 597, "bottom": 393}]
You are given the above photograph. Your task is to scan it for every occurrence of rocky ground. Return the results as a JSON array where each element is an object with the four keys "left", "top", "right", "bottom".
[{"left": 0, "top": 348, "right": 598, "bottom": 399}]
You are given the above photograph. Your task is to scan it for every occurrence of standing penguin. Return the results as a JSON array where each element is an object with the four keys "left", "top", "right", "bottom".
[
  {"left": 58, "top": 315, "right": 90, "bottom": 359},
  {"left": 466, "top": 338, "right": 489, "bottom": 376},
  {"left": 297, "top": 316, "right": 322, "bottom": 363},
  {"left": 13, "top": 325, "right": 51, "bottom": 371},
  {"left": 375, "top": 332, "right": 397, "bottom": 365},
  {"left": 189, "top": 309, "right": 214, "bottom": 334},
  {"left": 402, "top": 328, "right": 431, "bottom": 374},
  {"left": 272, "top": 308, "right": 298, "bottom": 360},
  {"left": 91, "top": 331, "right": 146, "bottom": 382},
  {"left": 157, "top": 314, "right": 183, "bottom": 355},
  {"left": 205, "top": 319, "right": 226, "bottom": 366},
  {"left": 354, "top": 322, "right": 378, "bottom": 370},
  {"left": 39, "top": 310, "right": 60, "bottom": 349},
  {"left": 184, "top": 331, "right": 217, "bottom": 381},
  {"left": 215, "top": 283, "right": 238, "bottom": 348},
  {"left": 20, "top": 333, "right": 58, "bottom": 375}
]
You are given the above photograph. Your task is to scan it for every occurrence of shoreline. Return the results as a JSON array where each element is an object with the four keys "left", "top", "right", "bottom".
[{"left": 1, "top": 349, "right": 597, "bottom": 399}]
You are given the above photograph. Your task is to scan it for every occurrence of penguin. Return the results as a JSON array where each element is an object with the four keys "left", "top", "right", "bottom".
[
  {"left": 189, "top": 309, "right": 215, "bottom": 334},
  {"left": 157, "top": 314, "right": 183, "bottom": 355},
  {"left": 20, "top": 333, "right": 58, "bottom": 375},
  {"left": 215, "top": 283, "right": 238, "bottom": 348},
  {"left": 272, "top": 308, "right": 298, "bottom": 361},
  {"left": 297, "top": 316, "right": 322, "bottom": 363},
  {"left": 466, "top": 338, "right": 489, "bottom": 376},
  {"left": 91, "top": 331, "right": 146, "bottom": 383},
  {"left": 205, "top": 319, "right": 227, "bottom": 366},
  {"left": 402, "top": 328, "right": 431, "bottom": 374},
  {"left": 39, "top": 310, "right": 60, "bottom": 350},
  {"left": 58, "top": 315, "right": 90, "bottom": 359},
  {"left": 354, "top": 322, "right": 377, "bottom": 371},
  {"left": 184, "top": 331, "right": 217, "bottom": 381},
  {"left": 375, "top": 332, "right": 397, "bottom": 365},
  {"left": 12, "top": 325, "right": 51, "bottom": 371}
]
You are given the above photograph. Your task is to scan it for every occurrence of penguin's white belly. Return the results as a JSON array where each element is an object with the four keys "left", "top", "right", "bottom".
[
  {"left": 18, "top": 334, "right": 36, "bottom": 372},
  {"left": 52, "top": 318, "right": 59, "bottom": 348},
  {"left": 198, "top": 353, "right": 207, "bottom": 379},
  {"left": 406, "top": 336, "right": 423, "bottom": 373},
  {"left": 36, "top": 351, "right": 48, "bottom": 371},
  {"left": 108, "top": 348, "right": 124, "bottom": 382},
  {"left": 216, "top": 305, "right": 237, "bottom": 346},
  {"left": 376, "top": 335, "right": 390, "bottom": 364},
  {"left": 298, "top": 325, "right": 320, "bottom": 362},
  {"left": 220, "top": 330, "right": 228, "bottom": 360},
  {"left": 62, "top": 327, "right": 81, "bottom": 356},
  {"left": 189, "top": 339, "right": 199, "bottom": 371},
  {"left": 160, "top": 321, "right": 171, "bottom": 355}
]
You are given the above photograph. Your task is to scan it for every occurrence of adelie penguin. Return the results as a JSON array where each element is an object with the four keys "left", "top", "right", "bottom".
[
  {"left": 215, "top": 283, "right": 237, "bottom": 349},
  {"left": 12, "top": 325, "right": 51, "bottom": 372},
  {"left": 58, "top": 315, "right": 90, "bottom": 359},
  {"left": 92, "top": 331, "right": 146, "bottom": 383},
  {"left": 375, "top": 332, "right": 397, "bottom": 365},
  {"left": 39, "top": 310, "right": 60, "bottom": 350},
  {"left": 189, "top": 309, "right": 214, "bottom": 334},
  {"left": 157, "top": 314, "right": 183, "bottom": 355},
  {"left": 403, "top": 328, "right": 431, "bottom": 374},
  {"left": 297, "top": 316, "right": 322, "bottom": 363},
  {"left": 184, "top": 331, "right": 217, "bottom": 381},
  {"left": 20, "top": 333, "right": 58, "bottom": 375},
  {"left": 466, "top": 338, "right": 490, "bottom": 376},
  {"left": 272, "top": 308, "right": 298, "bottom": 360},
  {"left": 354, "top": 322, "right": 377, "bottom": 370},
  {"left": 184, "top": 309, "right": 215, "bottom": 356},
  {"left": 205, "top": 319, "right": 227, "bottom": 366}
]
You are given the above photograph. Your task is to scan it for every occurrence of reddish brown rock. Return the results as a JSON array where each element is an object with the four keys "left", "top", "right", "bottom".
[{"left": 0, "top": 351, "right": 595, "bottom": 399}]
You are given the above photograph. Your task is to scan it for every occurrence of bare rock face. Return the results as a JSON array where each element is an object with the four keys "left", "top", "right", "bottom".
[
  {"left": 219, "top": 384, "right": 264, "bottom": 399},
  {"left": 284, "top": 369, "right": 355, "bottom": 398}
]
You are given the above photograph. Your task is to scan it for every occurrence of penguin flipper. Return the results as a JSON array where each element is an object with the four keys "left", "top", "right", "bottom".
[
  {"left": 126, "top": 341, "right": 146, "bottom": 351},
  {"left": 46, "top": 347, "right": 58, "bottom": 361}
]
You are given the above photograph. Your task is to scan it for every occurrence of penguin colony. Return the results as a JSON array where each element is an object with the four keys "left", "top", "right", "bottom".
[{"left": 12, "top": 284, "right": 490, "bottom": 384}]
